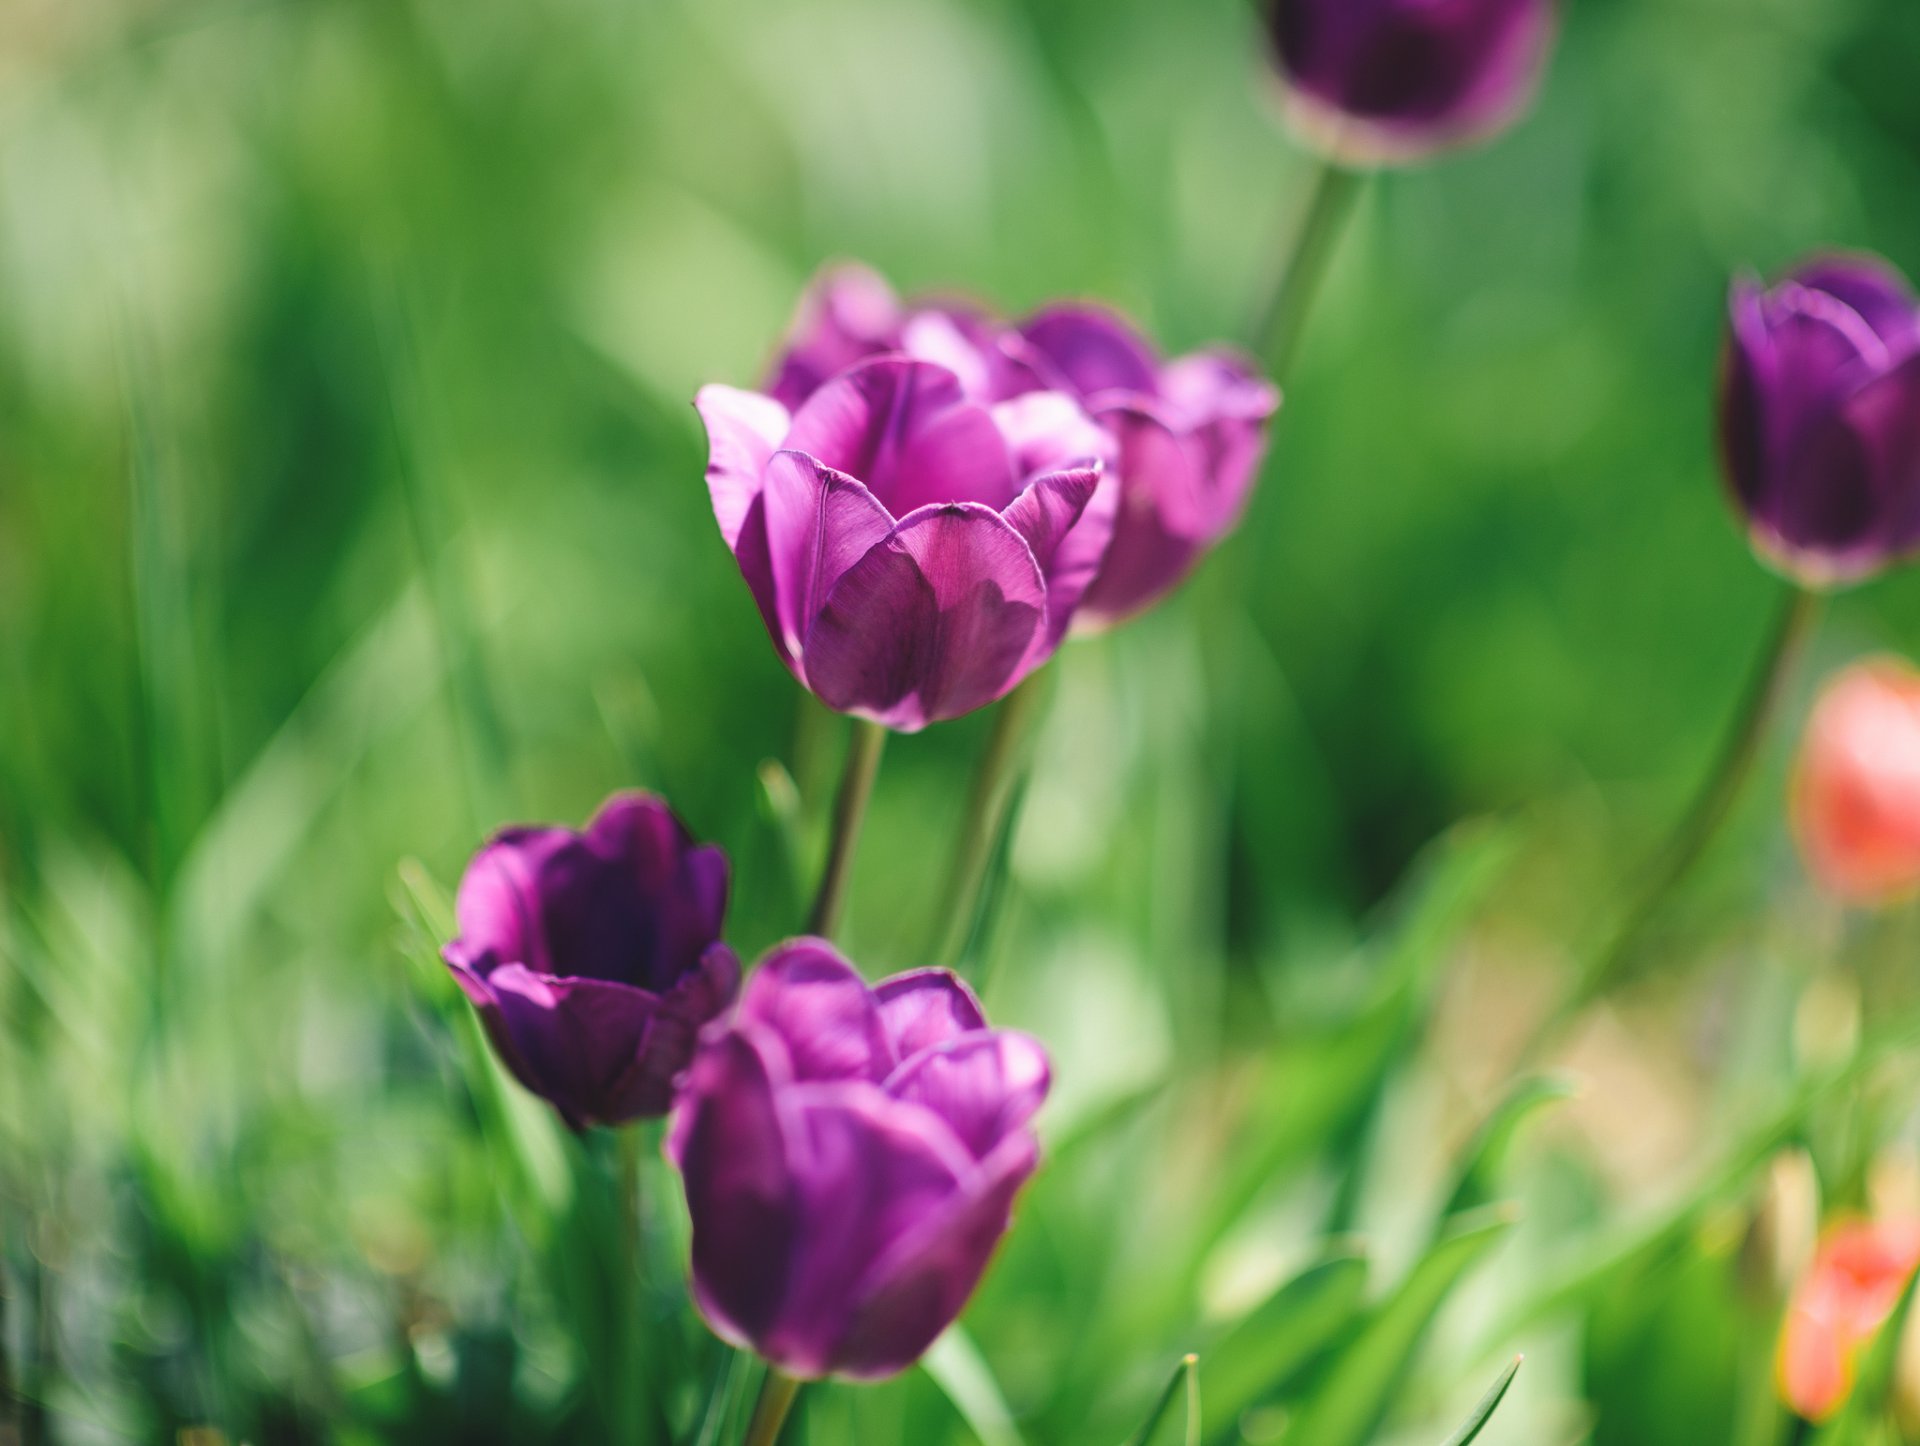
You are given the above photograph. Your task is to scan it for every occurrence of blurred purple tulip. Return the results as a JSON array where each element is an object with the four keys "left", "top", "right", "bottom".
[
  {"left": 1264, "top": 0, "right": 1555, "bottom": 165},
  {"left": 697, "top": 354, "right": 1115, "bottom": 731},
  {"left": 443, "top": 792, "right": 740, "bottom": 1129},
  {"left": 1720, "top": 254, "right": 1920, "bottom": 586},
  {"left": 667, "top": 939, "right": 1048, "bottom": 1380}
]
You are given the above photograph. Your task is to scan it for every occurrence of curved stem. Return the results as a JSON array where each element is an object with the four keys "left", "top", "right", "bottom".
[
  {"left": 808, "top": 719, "right": 888, "bottom": 939},
  {"left": 1253, "top": 160, "right": 1365, "bottom": 380},
  {"left": 931, "top": 677, "right": 1048, "bottom": 968},
  {"left": 1528, "top": 582, "right": 1821, "bottom": 1059},
  {"left": 743, "top": 1368, "right": 803, "bottom": 1446}
]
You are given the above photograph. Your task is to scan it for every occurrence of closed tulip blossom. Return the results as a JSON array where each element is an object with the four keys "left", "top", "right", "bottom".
[
  {"left": 1792, "top": 659, "right": 1920, "bottom": 903},
  {"left": 667, "top": 939, "right": 1049, "bottom": 1379},
  {"left": 443, "top": 792, "right": 740, "bottom": 1129},
  {"left": 1263, "top": 0, "right": 1556, "bottom": 165},
  {"left": 1720, "top": 255, "right": 1920, "bottom": 585},
  {"left": 1778, "top": 1217, "right": 1920, "bottom": 1422},
  {"left": 697, "top": 354, "right": 1114, "bottom": 731}
]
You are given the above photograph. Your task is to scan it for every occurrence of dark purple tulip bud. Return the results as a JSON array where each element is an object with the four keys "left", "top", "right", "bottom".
[
  {"left": 1264, "top": 0, "right": 1555, "bottom": 165},
  {"left": 443, "top": 792, "right": 740, "bottom": 1129},
  {"left": 1719, "top": 254, "right": 1920, "bottom": 586},
  {"left": 697, "top": 356, "right": 1116, "bottom": 731},
  {"left": 667, "top": 939, "right": 1049, "bottom": 1380},
  {"left": 1016, "top": 307, "right": 1280, "bottom": 626}
]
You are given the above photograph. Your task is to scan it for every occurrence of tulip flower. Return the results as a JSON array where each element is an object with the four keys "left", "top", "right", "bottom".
[
  {"left": 697, "top": 356, "right": 1114, "bottom": 730},
  {"left": 1720, "top": 254, "right": 1920, "bottom": 586},
  {"left": 667, "top": 938, "right": 1049, "bottom": 1380},
  {"left": 442, "top": 792, "right": 740, "bottom": 1129},
  {"left": 1792, "top": 658, "right": 1920, "bottom": 904},
  {"left": 1778, "top": 1216, "right": 1920, "bottom": 1421},
  {"left": 1263, "top": 0, "right": 1556, "bottom": 166}
]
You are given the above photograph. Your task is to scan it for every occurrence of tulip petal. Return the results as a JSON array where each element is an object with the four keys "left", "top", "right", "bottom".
[
  {"left": 802, "top": 503, "right": 1046, "bottom": 730},
  {"left": 483, "top": 965, "right": 663, "bottom": 1130},
  {"left": 1001, "top": 465, "right": 1112, "bottom": 651},
  {"left": 782, "top": 357, "right": 1017, "bottom": 516},
  {"left": 446, "top": 826, "right": 562, "bottom": 978},
  {"left": 884, "top": 1030, "right": 1051, "bottom": 1160},
  {"left": 767, "top": 1083, "right": 974, "bottom": 1377},
  {"left": 762, "top": 451, "right": 896, "bottom": 658},
  {"left": 872, "top": 968, "right": 988, "bottom": 1058},
  {"left": 1020, "top": 306, "right": 1161, "bottom": 400},
  {"left": 832, "top": 1130, "right": 1040, "bottom": 1380},
  {"left": 989, "top": 391, "right": 1114, "bottom": 478},
  {"left": 606, "top": 942, "right": 743, "bottom": 1117},
  {"left": 740, "top": 938, "right": 896, "bottom": 1084},
  {"left": 1776, "top": 352, "right": 1920, "bottom": 578},
  {"left": 1796, "top": 255, "right": 1920, "bottom": 355},
  {"left": 1721, "top": 278, "right": 1777, "bottom": 514},
  {"left": 696, "top": 385, "right": 792, "bottom": 659},
  {"left": 670, "top": 1029, "right": 802, "bottom": 1347},
  {"left": 767, "top": 263, "right": 903, "bottom": 410}
]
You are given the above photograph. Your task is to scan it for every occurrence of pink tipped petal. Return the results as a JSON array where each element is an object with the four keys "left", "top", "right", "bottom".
[
  {"left": 696, "top": 386, "right": 793, "bottom": 657},
  {"left": 740, "top": 938, "right": 896, "bottom": 1084},
  {"left": 669, "top": 1030, "right": 802, "bottom": 1347},
  {"left": 884, "top": 1031, "right": 1052, "bottom": 1160},
  {"left": 802, "top": 503, "right": 1047, "bottom": 731},
  {"left": 1020, "top": 307, "right": 1162, "bottom": 400},
  {"left": 762, "top": 451, "right": 896, "bottom": 658},
  {"left": 783, "top": 358, "right": 1017, "bottom": 517},
  {"left": 872, "top": 969, "right": 988, "bottom": 1058},
  {"left": 832, "top": 1131, "right": 1041, "bottom": 1379},
  {"left": 1002, "top": 466, "right": 1114, "bottom": 651}
]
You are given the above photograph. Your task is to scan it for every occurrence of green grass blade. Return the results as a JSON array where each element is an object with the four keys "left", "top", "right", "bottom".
[
  {"left": 1438, "top": 1356, "right": 1523, "bottom": 1446},
  {"left": 924, "top": 1325, "right": 1026, "bottom": 1446},
  {"left": 1201, "top": 1247, "right": 1369, "bottom": 1430},
  {"left": 1441, "top": 1075, "right": 1578, "bottom": 1223},
  {"left": 1121, "top": 1353, "right": 1198, "bottom": 1446}
]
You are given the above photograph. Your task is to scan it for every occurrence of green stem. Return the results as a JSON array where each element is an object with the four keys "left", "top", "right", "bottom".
[
  {"left": 743, "top": 1369, "right": 804, "bottom": 1446},
  {"left": 1253, "top": 160, "right": 1365, "bottom": 380},
  {"left": 932, "top": 677, "right": 1048, "bottom": 968},
  {"left": 808, "top": 719, "right": 888, "bottom": 939},
  {"left": 1530, "top": 582, "right": 1821, "bottom": 1058}
]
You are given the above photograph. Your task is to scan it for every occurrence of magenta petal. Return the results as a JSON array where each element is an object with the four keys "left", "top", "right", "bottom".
[
  {"left": 1720, "top": 279, "right": 1777, "bottom": 516},
  {"left": 1774, "top": 352, "right": 1920, "bottom": 579},
  {"left": 989, "top": 391, "right": 1115, "bottom": 478},
  {"left": 669, "top": 1030, "right": 802, "bottom": 1347},
  {"left": 483, "top": 965, "right": 665, "bottom": 1130},
  {"left": 1001, "top": 466, "right": 1113, "bottom": 651},
  {"left": 782, "top": 357, "right": 1017, "bottom": 517},
  {"left": 739, "top": 938, "right": 896, "bottom": 1084},
  {"left": 884, "top": 1031, "right": 1051, "bottom": 1160},
  {"left": 696, "top": 385, "right": 792, "bottom": 660},
  {"left": 1020, "top": 307, "right": 1162, "bottom": 400},
  {"left": 872, "top": 969, "right": 988, "bottom": 1058},
  {"left": 832, "top": 1132, "right": 1040, "bottom": 1380},
  {"left": 802, "top": 503, "right": 1047, "bottom": 731},
  {"left": 761, "top": 451, "right": 896, "bottom": 658},
  {"left": 767, "top": 263, "right": 904, "bottom": 411},
  {"left": 1795, "top": 255, "right": 1920, "bottom": 355},
  {"left": 766, "top": 1085, "right": 973, "bottom": 1377}
]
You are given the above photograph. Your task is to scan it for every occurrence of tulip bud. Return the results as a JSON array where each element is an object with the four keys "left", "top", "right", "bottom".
[
  {"left": 1791, "top": 659, "right": 1920, "bottom": 904},
  {"left": 667, "top": 939, "right": 1049, "bottom": 1379},
  {"left": 1720, "top": 255, "right": 1920, "bottom": 586},
  {"left": 1777, "top": 1216, "right": 1920, "bottom": 1422},
  {"left": 1262, "top": 0, "right": 1556, "bottom": 166},
  {"left": 442, "top": 792, "right": 740, "bottom": 1129}
]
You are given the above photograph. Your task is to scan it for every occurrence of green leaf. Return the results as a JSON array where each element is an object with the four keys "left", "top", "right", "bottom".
[
  {"left": 924, "top": 1325, "right": 1026, "bottom": 1446},
  {"left": 1285, "top": 1206, "right": 1519, "bottom": 1446},
  {"left": 1438, "top": 1356, "right": 1523, "bottom": 1446},
  {"left": 1201, "top": 1248, "right": 1369, "bottom": 1431},
  {"left": 1122, "top": 1354, "right": 1198, "bottom": 1446},
  {"left": 1441, "top": 1075, "right": 1578, "bottom": 1224}
]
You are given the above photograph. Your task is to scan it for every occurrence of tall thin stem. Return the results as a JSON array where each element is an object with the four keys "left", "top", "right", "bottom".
[
  {"left": 808, "top": 719, "right": 888, "bottom": 939},
  {"left": 743, "top": 1369, "right": 803, "bottom": 1446},
  {"left": 1528, "top": 582, "right": 1821, "bottom": 1060},
  {"left": 1254, "top": 160, "right": 1365, "bottom": 379},
  {"left": 931, "top": 676, "right": 1048, "bottom": 968}
]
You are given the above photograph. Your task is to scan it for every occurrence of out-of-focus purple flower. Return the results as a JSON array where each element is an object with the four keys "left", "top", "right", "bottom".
[
  {"left": 443, "top": 792, "right": 740, "bottom": 1129},
  {"left": 1264, "top": 0, "right": 1555, "bottom": 165},
  {"left": 1016, "top": 307, "right": 1280, "bottom": 626},
  {"left": 1720, "top": 254, "right": 1920, "bottom": 586},
  {"left": 667, "top": 939, "right": 1048, "bottom": 1380},
  {"left": 697, "top": 354, "right": 1115, "bottom": 731}
]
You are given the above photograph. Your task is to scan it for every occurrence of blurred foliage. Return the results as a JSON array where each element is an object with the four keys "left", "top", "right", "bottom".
[{"left": 3, "top": 0, "right": 1920, "bottom": 1441}]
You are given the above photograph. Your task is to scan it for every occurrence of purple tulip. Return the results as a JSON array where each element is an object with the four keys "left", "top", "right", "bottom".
[
  {"left": 1264, "top": 0, "right": 1555, "bottom": 165},
  {"left": 443, "top": 792, "right": 740, "bottom": 1129},
  {"left": 1016, "top": 307, "right": 1280, "bottom": 626},
  {"left": 697, "top": 355, "right": 1116, "bottom": 731},
  {"left": 667, "top": 939, "right": 1049, "bottom": 1379},
  {"left": 1720, "top": 254, "right": 1920, "bottom": 586}
]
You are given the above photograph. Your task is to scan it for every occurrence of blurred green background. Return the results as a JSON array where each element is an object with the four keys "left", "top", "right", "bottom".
[{"left": 5, "top": 0, "right": 1920, "bottom": 1441}]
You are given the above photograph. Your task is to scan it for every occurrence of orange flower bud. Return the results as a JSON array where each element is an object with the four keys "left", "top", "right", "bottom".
[
  {"left": 1791, "top": 659, "right": 1920, "bottom": 903},
  {"left": 1777, "top": 1217, "right": 1920, "bottom": 1421}
]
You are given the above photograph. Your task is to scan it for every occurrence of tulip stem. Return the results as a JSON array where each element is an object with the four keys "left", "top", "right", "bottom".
[
  {"left": 743, "top": 1368, "right": 803, "bottom": 1446},
  {"left": 1528, "top": 581, "right": 1821, "bottom": 1060},
  {"left": 809, "top": 718, "right": 888, "bottom": 939},
  {"left": 1254, "top": 159, "right": 1365, "bottom": 380},
  {"left": 932, "top": 676, "right": 1049, "bottom": 969}
]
